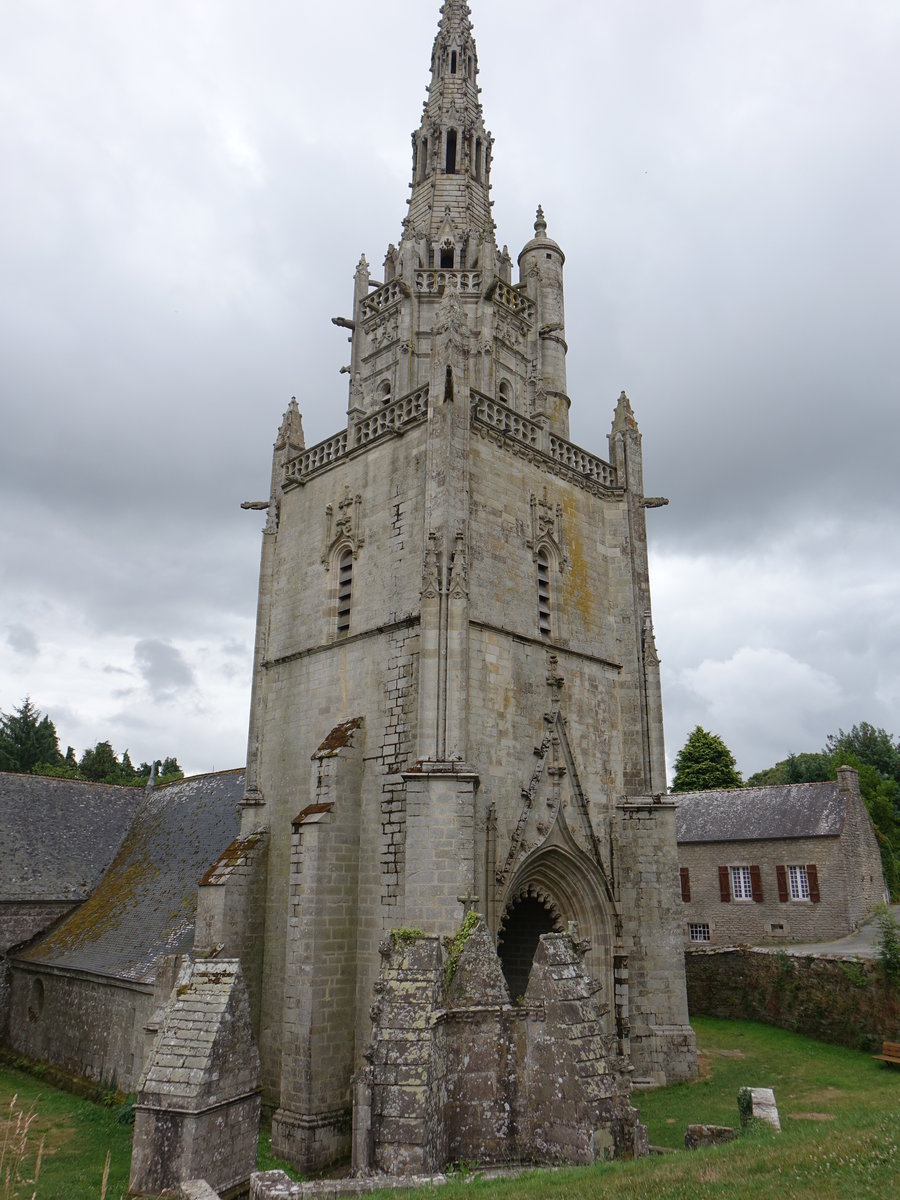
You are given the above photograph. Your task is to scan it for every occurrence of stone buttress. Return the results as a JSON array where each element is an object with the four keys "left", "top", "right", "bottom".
[{"left": 216, "top": 0, "right": 695, "bottom": 1174}]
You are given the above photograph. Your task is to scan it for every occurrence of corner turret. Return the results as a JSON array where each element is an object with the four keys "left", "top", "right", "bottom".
[{"left": 518, "top": 207, "right": 569, "bottom": 439}]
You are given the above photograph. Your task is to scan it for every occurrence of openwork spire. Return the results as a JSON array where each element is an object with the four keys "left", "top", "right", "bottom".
[
  {"left": 438, "top": 0, "right": 474, "bottom": 40},
  {"left": 401, "top": 0, "right": 495, "bottom": 272}
]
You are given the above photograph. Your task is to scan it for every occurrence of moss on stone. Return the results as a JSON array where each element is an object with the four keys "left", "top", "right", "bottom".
[
  {"left": 443, "top": 910, "right": 480, "bottom": 987},
  {"left": 390, "top": 926, "right": 426, "bottom": 945}
]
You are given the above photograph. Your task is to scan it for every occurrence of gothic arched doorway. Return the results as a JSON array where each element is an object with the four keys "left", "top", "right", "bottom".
[
  {"left": 498, "top": 840, "right": 617, "bottom": 1025},
  {"left": 497, "top": 890, "right": 563, "bottom": 1001}
]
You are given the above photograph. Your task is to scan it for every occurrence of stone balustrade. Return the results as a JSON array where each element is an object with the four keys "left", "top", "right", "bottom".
[
  {"left": 471, "top": 393, "right": 618, "bottom": 490},
  {"left": 283, "top": 431, "right": 349, "bottom": 485},
  {"left": 471, "top": 393, "right": 541, "bottom": 447},
  {"left": 353, "top": 387, "right": 429, "bottom": 447},
  {"left": 548, "top": 434, "right": 617, "bottom": 488},
  {"left": 414, "top": 269, "right": 482, "bottom": 294},
  {"left": 283, "top": 389, "right": 429, "bottom": 487},
  {"left": 360, "top": 280, "right": 407, "bottom": 320},
  {"left": 493, "top": 279, "right": 535, "bottom": 321}
]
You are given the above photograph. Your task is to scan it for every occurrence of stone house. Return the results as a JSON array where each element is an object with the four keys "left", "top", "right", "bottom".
[
  {"left": 3, "top": 770, "right": 242, "bottom": 1090},
  {"left": 206, "top": 0, "right": 696, "bottom": 1175},
  {"left": 676, "top": 766, "right": 887, "bottom": 947}
]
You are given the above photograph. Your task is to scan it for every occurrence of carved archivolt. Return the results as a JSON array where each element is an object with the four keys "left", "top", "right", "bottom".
[{"left": 322, "top": 486, "right": 365, "bottom": 568}]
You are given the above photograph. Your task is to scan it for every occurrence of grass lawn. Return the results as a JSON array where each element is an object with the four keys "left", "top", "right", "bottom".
[
  {"left": 382, "top": 1018, "right": 900, "bottom": 1200},
  {"left": 2, "top": 1019, "right": 898, "bottom": 1198},
  {"left": 0, "top": 1062, "right": 133, "bottom": 1199}
]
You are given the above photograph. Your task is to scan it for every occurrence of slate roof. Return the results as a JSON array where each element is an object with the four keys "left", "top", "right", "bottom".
[
  {"left": 16, "top": 770, "right": 243, "bottom": 984},
  {"left": 675, "top": 782, "right": 848, "bottom": 844},
  {"left": 0, "top": 772, "right": 143, "bottom": 902}
]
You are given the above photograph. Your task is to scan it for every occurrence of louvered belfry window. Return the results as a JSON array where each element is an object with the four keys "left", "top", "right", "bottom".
[
  {"left": 537, "top": 549, "right": 551, "bottom": 638},
  {"left": 337, "top": 549, "right": 353, "bottom": 637}
]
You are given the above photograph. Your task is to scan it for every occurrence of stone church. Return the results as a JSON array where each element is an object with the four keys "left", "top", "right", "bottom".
[{"left": 197, "top": 0, "right": 696, "bottom": 1176}]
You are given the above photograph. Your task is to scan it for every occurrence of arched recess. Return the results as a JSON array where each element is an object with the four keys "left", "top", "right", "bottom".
[{"left": 498, "top": 835, "right": 616, "bottom": 1026}]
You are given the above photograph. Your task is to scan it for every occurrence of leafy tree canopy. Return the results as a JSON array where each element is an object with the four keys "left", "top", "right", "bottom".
[
  {"left": 671, "top": 725, "right": 743, "bottom": 793},
  {"left": 826, "top": 722, "right": 900, "bottom": 784},
  {"left": 749, "top": 721, "right": 900, "bottom": 900},
  {"left": 746, "top": 752, "right": 832, "bottom": 787},
  {"left": 0, "top": 696, "right": 183, "bottom": 787}
]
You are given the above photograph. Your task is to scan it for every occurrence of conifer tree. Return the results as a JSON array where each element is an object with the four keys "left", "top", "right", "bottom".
[{"left": 671, "top": 725, "right": 742, "bottom": 793}]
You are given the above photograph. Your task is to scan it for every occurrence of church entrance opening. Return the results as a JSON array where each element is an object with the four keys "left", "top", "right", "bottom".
[{"left": 497, "top": 891, "right": 563, "bottom": 1001}]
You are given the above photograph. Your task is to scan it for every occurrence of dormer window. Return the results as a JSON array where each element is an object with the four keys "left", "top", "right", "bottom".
[
  {"left": 498, "top": 379, "right": 512, "bottom": 405},
  {"left": 379, "top": 380, "right": 392, "bottom": 405},
  {"left": 445, "top": 129, "right": 457, "bottom": 174},
  {"left": 440, "top": 245, "right": 455, "bottom": 269},
  {"left": 450, "top": 51, "right": 457, "bottom": 74},
  {"left": 475, "top": 138, "right": 482, "bottom": 181}
]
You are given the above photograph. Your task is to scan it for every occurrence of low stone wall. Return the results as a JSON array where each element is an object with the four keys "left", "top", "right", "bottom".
[
  {"left": 686, "top": 948, "right": 900, "bottom": 1050},
  {"left": 6, "top": 963, "right": 152, "bottom": 1090}
]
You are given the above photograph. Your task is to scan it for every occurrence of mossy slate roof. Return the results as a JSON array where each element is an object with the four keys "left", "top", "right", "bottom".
[
  {"left": 0, "top": 772, "right": 143, "bottom": 902},
  {"left": 17, "top": 769, "right": 243, "bottom": 983},
  {"left": 675, "top": 782, "right": 847, "bottom": 844}
]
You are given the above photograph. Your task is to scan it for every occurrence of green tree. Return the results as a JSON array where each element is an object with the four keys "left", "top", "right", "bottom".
[
  {"left": 0, "top": 697, "right": 62, "bottom": 774},
  {"left": 825, "top": 723, "right": 900, "bottom": 784},
  {"left": 79, "top": 740, "right": 120, "bottom": 782},
  {"left": 671, "top": 726, "right": 743, "bottom": 793},
  {"left": 747, "top": 751, "right": 832, "bottom": 787}
]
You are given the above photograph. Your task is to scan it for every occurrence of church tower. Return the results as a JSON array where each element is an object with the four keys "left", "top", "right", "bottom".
[{"left": 225, "top": 0, "right": 696, "bottom": 1173}]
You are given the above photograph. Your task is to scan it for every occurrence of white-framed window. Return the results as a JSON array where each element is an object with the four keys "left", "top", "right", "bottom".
[
  {"left": 730, "top": 865, "right": 753, "bottom": 901},
  {"left": 788, "top": 865, "right": 810, "bottom": 901},
  {"left": 689, "top": 923, "right": 710, "bottom": 943}
]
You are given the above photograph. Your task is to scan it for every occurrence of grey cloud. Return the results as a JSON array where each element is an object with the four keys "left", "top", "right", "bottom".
[
  {"left": 1, "top": 0, "right": 897, "bottom": 776},
  {"left": 134, "top": 639, "right": 195, "bottom": 699},
  {"left": 6, "top": 625, "right": 38, "bottom": 658}
]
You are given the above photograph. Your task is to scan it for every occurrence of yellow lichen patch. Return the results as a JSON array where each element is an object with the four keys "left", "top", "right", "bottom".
[
  {"left": 20, "top": 841, "right": 159, "bottom": 959},
  {"left": 559, "top": 493, "right": 594, "bottom": 631}
]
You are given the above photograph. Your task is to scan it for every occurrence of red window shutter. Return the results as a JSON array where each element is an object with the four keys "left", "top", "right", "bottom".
[
  {"left": 680, "top": 867, "right": 691, "bottom": 902},
  {"left": 750, "top": 864, "right": 764, "bottom": 903},
  {"left": 718, "top": 865, "right": 731, "bottom": 902},
  {"left": 807, "top": 864, "right": 820, "bottom": 903},
  {"left": 776, "top": 865, "right": 789, "bottom": 903}
]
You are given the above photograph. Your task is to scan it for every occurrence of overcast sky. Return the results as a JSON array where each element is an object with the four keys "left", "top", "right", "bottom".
[{"left": 1, "top": 0, "right": 898, "bottom": 781}]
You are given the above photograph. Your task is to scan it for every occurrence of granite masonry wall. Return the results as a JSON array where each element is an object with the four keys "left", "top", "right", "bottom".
[{"left": 7, "top": 963, "right": 152, "bottom": 1090}]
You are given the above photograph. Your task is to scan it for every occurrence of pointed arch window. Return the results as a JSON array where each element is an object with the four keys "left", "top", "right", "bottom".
[
  {"left": 537, "top": 548, "right": 552, "bottom": 639},
  {"left": 440, "top": 242, "right": 455, "bottom": 269},
  {"left": 475, "top": 138, "right": 482, "bottom": 181},
  {"left": 498, "top": 378, "right": 512, "bottom": 405},
  {"left": 450, "top": 50, "right": 458, "bottom": 75},
  {"left": 445, "top": 129, "right": 457, "bottom": 174},
  {"left": 337, "top": 548, "right": 353, "bottom": 638}
]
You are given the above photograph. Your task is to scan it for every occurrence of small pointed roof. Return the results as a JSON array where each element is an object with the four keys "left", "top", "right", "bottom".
[
  {"left": 275, "top": 397, "right": 305, "bottom": 453},
  {"left": 612, "top": 390, "right": 639, "bottom": 433}
]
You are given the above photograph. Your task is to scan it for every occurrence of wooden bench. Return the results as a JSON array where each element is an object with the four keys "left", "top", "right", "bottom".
[{"left": 872, "top": 1040, "right": 900, "bottom": 1066}]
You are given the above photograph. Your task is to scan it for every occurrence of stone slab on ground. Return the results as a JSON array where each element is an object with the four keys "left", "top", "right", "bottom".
[
  {"left": 684, "top": 1124, "right": 735, "bottom": 1150},
  {"left": 179, "top": 1183, "right": 222, "bottom": 1200},
  {"left": 739, "top": 1086, "right": 781, "bottom": 1131}
]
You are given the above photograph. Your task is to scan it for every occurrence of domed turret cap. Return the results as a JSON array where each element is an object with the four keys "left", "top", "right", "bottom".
[{"left": 518, "top": 205, "right": 565, "bottom": 265}]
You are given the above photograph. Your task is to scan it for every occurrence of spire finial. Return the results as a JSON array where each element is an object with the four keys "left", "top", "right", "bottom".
[{"left": 535, "top": 205, "right": 547, "bottom": 236}]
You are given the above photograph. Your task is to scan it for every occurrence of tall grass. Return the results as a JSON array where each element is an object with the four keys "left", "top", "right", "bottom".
[{"left": 1, "top": 1094, "right": 43, "bottom": 1200}]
